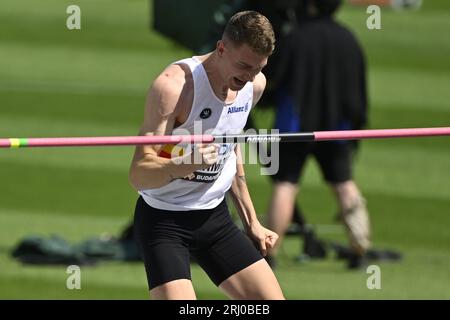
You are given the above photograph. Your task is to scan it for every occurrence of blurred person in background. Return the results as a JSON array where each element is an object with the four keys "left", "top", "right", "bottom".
[{"left": 264, "top": 0, "right": 372, "bottom": 269}]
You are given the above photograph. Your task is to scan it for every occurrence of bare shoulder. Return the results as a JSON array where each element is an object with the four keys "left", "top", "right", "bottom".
[
  {"left": 252, "top": 72, "right": 267, "bottom": 107},
  {"left": 148, "top": 63, "right": 193, "bottom": 117}
]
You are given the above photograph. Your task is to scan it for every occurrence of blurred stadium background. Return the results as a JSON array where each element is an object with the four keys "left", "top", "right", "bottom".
[{"left": 0, "top": 0, "right": 449, "bottom": 299}]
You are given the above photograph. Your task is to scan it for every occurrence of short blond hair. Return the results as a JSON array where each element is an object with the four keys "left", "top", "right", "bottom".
[{"left": 223, "top": 11, "right": 275, "bottom": 56}]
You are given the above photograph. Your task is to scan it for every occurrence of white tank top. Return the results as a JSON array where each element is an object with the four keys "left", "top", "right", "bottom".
[{"left": 139, "top": 57, "right": 253, "bottom": 211}]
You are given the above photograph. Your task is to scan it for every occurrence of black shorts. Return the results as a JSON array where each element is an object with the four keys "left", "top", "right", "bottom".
[
  {"left": 272, "top": 141, "right": 354, "bottom": 184},
  {"left": 133, "top": 196, "right": 263, "bottom": 290}
]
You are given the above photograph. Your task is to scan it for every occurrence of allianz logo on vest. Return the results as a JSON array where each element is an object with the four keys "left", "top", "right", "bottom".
[{"left": 227, "top": 103, "right": 249, "bottom": 114}]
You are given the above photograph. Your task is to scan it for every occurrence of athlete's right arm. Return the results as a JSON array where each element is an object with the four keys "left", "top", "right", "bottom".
[{"left": 129, "top": 65, "right": 218, "bottom": 190}]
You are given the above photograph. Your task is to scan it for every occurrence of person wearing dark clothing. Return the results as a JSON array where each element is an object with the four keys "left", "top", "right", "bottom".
[{"left": 266, "top": 0, "right": 372, "bottom": 269}]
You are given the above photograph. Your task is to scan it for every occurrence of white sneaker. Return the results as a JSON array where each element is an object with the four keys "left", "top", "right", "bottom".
[{"left": 340, "top": 197, "right": 371, "bottom": 256}]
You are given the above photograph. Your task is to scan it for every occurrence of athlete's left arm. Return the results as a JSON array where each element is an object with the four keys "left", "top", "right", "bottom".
[
  {"left": 229, "top": 145, "right": 278, "bottom": 257},
  {"left": 228, "top": 72, "right": 278, "bottom": 257}
]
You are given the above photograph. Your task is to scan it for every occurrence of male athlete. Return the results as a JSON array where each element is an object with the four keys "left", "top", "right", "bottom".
[{"left": 129, "top": 11, "right": 284, "bottom": 300}]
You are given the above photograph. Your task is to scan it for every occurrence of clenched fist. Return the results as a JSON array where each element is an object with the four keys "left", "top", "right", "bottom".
[
  {"left": 175, "top": 143, "right": 219, "bottom": 170},
  {"left": 195, "top": 143, "right": 220, "bottom": 166}
]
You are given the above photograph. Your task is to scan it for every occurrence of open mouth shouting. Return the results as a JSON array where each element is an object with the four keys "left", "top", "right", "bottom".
[{"left": 233, "top": 77, "right": 246, "bottom": 87}]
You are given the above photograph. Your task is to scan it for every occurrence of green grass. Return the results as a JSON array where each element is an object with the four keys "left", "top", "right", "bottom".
[{"left": 1, "top": 0, "right": 449, "bottom": 299}]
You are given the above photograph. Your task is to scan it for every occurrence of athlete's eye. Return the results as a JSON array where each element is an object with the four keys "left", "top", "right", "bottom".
[{"left": 236, "top": 63, "right": 250, "bottom": 70}]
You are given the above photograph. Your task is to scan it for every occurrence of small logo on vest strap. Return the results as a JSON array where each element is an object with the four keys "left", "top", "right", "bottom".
[
  {"left": 227, "top": 102, "right": 249, "bottom": 114},
  {"left": 200, "top": 108, "right": 212, "bottom": 119}
]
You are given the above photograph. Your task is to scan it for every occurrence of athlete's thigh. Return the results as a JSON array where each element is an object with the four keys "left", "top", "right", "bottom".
[
  {"left": 150, "top": 279, "right": 196, "bottom": 300},
  {"left": 191, "top": 207, "right": 262, "bottom": 289},
  {"left": 219, "top": 259, "right": 285, "bottom": 300},
  {"left": 134, "top": 196, "right": 193, "bottom": 291}
]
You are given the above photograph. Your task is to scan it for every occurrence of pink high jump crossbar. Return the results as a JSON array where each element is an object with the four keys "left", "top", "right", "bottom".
[{"left": 0, "top": 127, "right": 449, "bottom": 148}]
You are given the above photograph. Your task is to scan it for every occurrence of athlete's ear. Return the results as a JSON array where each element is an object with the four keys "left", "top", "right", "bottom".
[{"left": 217, "top": 40, "right": 225, "bottom": 56}]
